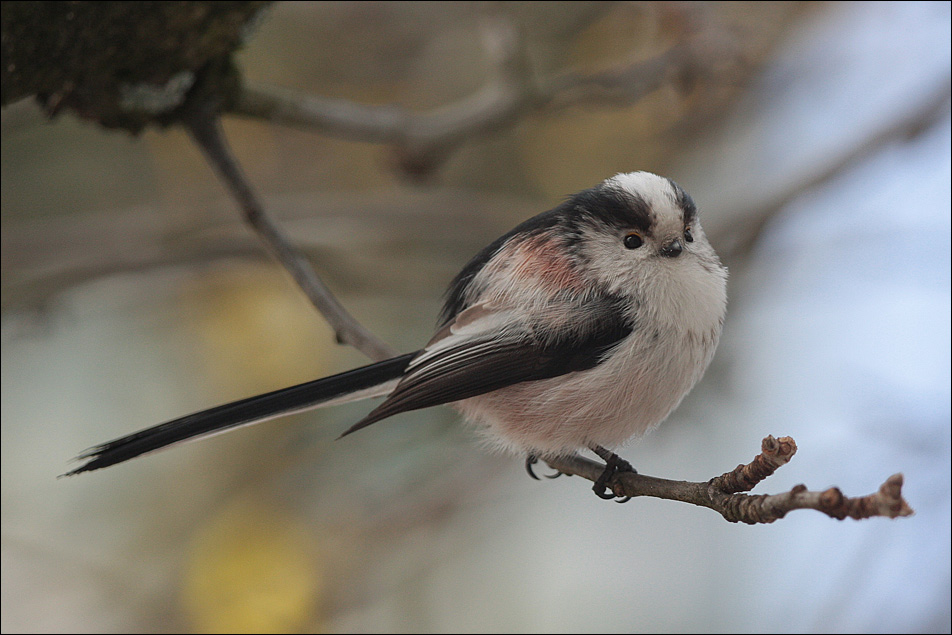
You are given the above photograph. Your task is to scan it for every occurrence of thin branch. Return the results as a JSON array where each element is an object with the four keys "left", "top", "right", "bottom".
[
  {"left": 228, "top": 4, "right": 733, "bottom": 178},
  {"left": 233, "top": 5, "right": 536, "bottom": 178},
  {"left": 716, "top": 77, "right": 952, "bottom": 261},
  {"left": 710, "top": 434, "right": 798, "bottom": 494},
  {"left": 543, "top": 436, "right": 914, "bottom": 524},
  {"left": 181, "top": 99, "right": 396, "bottom": 361}
]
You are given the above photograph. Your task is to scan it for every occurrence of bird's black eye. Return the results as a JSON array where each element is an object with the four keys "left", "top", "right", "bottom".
[
  {"left": 684, "top": 227, "right": 694, "bottom": 243},
  {"left": 624, "top": 233, "right": 644, "bottom": 249}
]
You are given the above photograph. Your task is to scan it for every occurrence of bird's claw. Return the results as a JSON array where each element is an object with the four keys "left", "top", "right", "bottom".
[
  {"left": 592, "top": 452, "right": 636, "bottom": 502},
  {"left": 525, "top": 454, "right": 564, "bottom": 480}
]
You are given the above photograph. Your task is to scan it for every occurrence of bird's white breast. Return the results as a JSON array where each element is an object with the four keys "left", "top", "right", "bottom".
[{"left": 457, "top": 246, "right": 726, "bottom": 456}]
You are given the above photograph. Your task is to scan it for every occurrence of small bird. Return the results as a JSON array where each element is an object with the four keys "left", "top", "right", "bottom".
[{"left": 67, "top": 172, "right": 728, "bottom": 499}]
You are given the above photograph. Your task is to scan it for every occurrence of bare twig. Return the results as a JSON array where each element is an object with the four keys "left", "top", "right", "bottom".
[
  {"left": 229, "top": 3, "right": 734, "bottom": 178},
  {"left": 716, "top": 77, "right": 952, "bottom": 261},
  {"left": 710, "top": 434, "right": 797, "bottom": 494},
  {"left": 234, "top": 6, "right": 536, "bottom": 178},
  {"left": 542, "top": 435, "right": 914, "bottom": 524},
  {"left": 181, "top": 98, "right": 396, "bottom": 361}
]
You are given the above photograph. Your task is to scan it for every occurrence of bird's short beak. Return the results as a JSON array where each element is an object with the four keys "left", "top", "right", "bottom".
[{"left": 660, "top": 238, "right": 683, "bottom": 258}]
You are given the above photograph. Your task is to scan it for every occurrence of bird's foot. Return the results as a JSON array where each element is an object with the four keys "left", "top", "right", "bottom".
[{"left": 590, "top": 446, "right": 637, "bottom": 503}]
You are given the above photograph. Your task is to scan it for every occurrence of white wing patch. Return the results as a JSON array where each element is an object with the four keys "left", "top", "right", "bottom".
[{"left": 412, "top": 302, "right": 520, "bottom": 371}]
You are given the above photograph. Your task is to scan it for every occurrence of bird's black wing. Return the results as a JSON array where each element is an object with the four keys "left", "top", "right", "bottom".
[{"left": 340, "top": 296, "right": 633, "bottom": 437}]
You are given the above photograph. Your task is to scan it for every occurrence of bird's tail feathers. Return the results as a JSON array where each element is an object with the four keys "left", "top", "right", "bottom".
[{"left": 65, "top": 352, "right": 417, "bottom": 475}]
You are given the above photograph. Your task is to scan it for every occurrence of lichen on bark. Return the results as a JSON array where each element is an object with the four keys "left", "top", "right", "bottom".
[{"left": 1, "top": 1, "right": 271, "bottom": 132}]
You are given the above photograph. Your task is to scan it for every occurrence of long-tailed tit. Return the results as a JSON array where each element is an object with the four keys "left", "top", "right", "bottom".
[{"left": 67, "top": 172, "right": 728, "bottom": 499}]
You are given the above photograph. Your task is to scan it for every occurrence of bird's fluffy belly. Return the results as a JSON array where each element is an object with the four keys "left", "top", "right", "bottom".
[{"left": 456, "top": 328, "right": 713, "bottom": 456}]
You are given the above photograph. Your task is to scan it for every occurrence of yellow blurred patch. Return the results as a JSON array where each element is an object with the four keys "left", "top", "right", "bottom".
[
  {"left": 182, "top": 499, "right": 322, "bottom": 634},
  {"left": 178, "top": 264, "right": 338, "bottom": 396}
]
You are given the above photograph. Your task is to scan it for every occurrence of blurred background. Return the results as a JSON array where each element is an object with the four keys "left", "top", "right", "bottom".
[{"left": 2, "top": 1, "right": 949, "bottom": 633}]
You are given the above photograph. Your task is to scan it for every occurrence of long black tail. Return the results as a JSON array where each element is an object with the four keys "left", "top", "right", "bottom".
[{"left": 66, "top": 352, "right": 416, "bottom": 475}]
